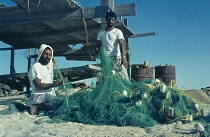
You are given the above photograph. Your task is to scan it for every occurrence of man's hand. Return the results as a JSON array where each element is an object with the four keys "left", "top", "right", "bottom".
[
  {"left": 121, "top": 58, "right": 129, "bottom": 68},
  {"left": 52, "top": 58, "right": 56, "bottom": 67},
  {"left": 56, "top": 77, "right": 63, "bottom": 86},
  {"left": 34, "top": 77, "right": 63, "bottom": 90}
]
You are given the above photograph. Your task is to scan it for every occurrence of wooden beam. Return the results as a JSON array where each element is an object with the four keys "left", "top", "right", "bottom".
[
  {"left": 88, "top": 64, "right": 101, "bottom": 71},
  {"left": 11, "top": 0, "right": 26, "bottom": 8},
  {"left": 101, "top": 0, "right": 114, "bottom": 29},
  {"left": 0, "top": 48, "right": 13, "bottom": 51},
  {"left": 0, "top": 22, "right": 134, "bottom": 49},
  {"left": 59, "top": 64, "right": 99, "bottom": 73},
  {"left": 0, "top": 64, "right": 100, "bottom": 83},
  {"left": 0, "top": 23, "right": 100, "bottom": 40},
  {"left": 115, "top": 21, "right": 134, "bottom": 36},
  {"left": 63, "top": 46, "right": 98, "bottom": 55},
  {"left": 0, "top": 4, "right": 135, "bottom": 24},
  {"left": 65, "top": 55, "right": 97, "bottom": 61},
  {"left": 11, "top": 0, "right": 82, "bottom": 10},
  {"left": 0, "top": 21, "right": 131, "bottom": 41},
  {"left": 13, "top": 0, "right": 137, "bottom": 17},
  {"left": 115, "top": 3, "right": 136, "bottom": 17},
  {"left": 0, "top": 3, "right": 7, "bottom": 7},
  {"left": 1, "top": 37, "right": 98, "bottom": 49},
  {"left": 68, "top": 76, "right": 94, "bottom": 82},
  {"left": 128, "top": 32, "right": 156, "bottom": 38},
  {"left": 0, "top": 8, "right": 78, "bottom": 24},
  {"left": 0, "top": 6, "right": 28, "bottom": 15}
]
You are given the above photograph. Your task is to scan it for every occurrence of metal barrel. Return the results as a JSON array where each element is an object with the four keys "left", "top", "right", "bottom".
[
  {"left": 155, "top": 65, "right": 176, "bottom": 86},
  {"left": 131, "top": 65, "right": 154, "bottom": 81}
]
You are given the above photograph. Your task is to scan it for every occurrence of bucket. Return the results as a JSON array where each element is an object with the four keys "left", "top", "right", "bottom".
[
  {"left": 155, "top": 65, "right": 176, "bottom": 86},
  {"left": 131, "top": 65, "right": 154, "bottom": 81}
]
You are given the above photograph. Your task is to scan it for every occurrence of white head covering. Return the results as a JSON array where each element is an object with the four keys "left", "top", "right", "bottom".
[{"left": 37, "top": 44, "right": 54, "bottom": 69}]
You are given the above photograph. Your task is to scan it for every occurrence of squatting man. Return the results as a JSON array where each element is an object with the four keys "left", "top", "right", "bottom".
[{"left": 28, "top": 44, "right": 63, "bottom": 115}]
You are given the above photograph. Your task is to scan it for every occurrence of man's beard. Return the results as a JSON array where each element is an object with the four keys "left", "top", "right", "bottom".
[
  {"left": 107, "top": 23, "right": 114, "bottom": 27},
  {"left": 39, "top": 58, "right": 50, "bottom": 65}
]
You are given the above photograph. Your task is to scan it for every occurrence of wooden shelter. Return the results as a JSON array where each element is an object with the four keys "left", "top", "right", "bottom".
[
  {"left": 0, "top": 0, "right": 136, "bottom": 59},
  {"left": 0, "top": 0, "right": 155, "bottom": 90}
]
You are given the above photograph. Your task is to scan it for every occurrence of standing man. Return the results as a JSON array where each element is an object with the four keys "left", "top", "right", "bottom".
[
  {"left": 96, "top": 12, "right": 129, "bottom": 80},
  {"left": 28, "top": 44, "right": 63, "bottom": 115}
]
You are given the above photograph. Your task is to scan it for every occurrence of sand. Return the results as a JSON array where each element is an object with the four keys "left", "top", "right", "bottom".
[
  {"left": 0, "top": 104, "right": 202, "bottom": 137},
  {"left": 1, "top": 90, "right": 209, "bottom": 137}
]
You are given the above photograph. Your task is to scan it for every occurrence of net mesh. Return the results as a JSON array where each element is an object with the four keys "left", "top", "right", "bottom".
[
  {"left": 0, "top": 47, "right": 209, "bottom": 136},
  {"left": 48, "top": 48, "right": 209, "bottom": 132}
]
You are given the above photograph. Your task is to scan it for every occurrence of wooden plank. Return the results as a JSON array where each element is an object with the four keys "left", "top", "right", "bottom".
[
  {"left": 0, "top": 23, "right": 100, "bottom": 40},
  {"left": 71, "top": 5, "right": 109, "bottom": 19},
  {"left": 0, "top": 5, "right": 100, "bottom": 24},
  {"left": 12, "top": 0, "right": 128, "bottom": 17},
  {"left": 100, "top": 0, "right": 114, "bottom": 29},
  {"left": 0, "top": 21, "right": 128, "bottom": 41},
  {"left": 101, "top": 0, "right": 114, "bottom": 11},
  {"left": 0, "top": 95, "right": 28, "bottom": 105},
  {"left": 59, "top": 65, "right": 92, "bottom": 73},
  {"left": 0, "top": 22, "right": 133, "bottom": 49},
  {"left": 53, "top": 45, "right": 72, "bottom": 52},
  {"left": 88, "top": 64, "right": 101, "bottom": 71},
  {"left": 0, "top": 6, "right": 27, "bottom": 15},
  {"left": 128, "top": 32, "right": 156, "bottom": 38},
  {"left": 68, "top": 76, "right": 94, "bottom": 82},
  {"left": 11, "top": 0, "right": 26, "bottom": 9},
  {"left": 0, "top": 63, "right": 101, "bottom": 84},
  {"left": 0, "top": 3, "right": 7, "bottom": 7},
  {"left": 0, "top": 3, "right": 135, "bottom": 24},
  {"left": 84, "top": 3, "right": 136, "bottom": 18},
  {"left": 11, "top": 0, "right": 82, "bottom": 10},
  {"left": 1, "top": 37, "right": 98, "bottom": 49},
  {"left": 115, "top": 21, "right": 134, "bottom": 36},
  {"left": 0, "top": 48, "right": 13, "bottom": 51},
  {"left": 64, "top": 46, "right": 98, "bottom": 55},
  {"left": 65, "top": 55, "right": 97, "bottom": 61},
  {"left": 115, "top": 3, "right": 136, "bottom": 17},
  {"left": 0, "top": 73, "right": 28, "bottom": 79},
  {"left": 0, "top": 8, "right": 78, "bottom": 24}
]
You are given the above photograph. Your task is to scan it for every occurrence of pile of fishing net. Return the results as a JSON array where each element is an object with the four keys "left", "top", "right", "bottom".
[
  {"left": 0, "top": 47, "right": 209, "bottom": 136},
  {"left": 49, "top": 48, "right": 209, "bottom": 133}
]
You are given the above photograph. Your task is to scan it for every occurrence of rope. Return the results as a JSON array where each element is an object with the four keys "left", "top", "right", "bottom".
[
  {"left": 27, "top": 0, "right": 76, "bottom": 12},
  {"left": 27, "top": 0, "right": 42, "bottom": 12},
  {"left": 80, "top": 7, "right": 94, "bottom": 61},
  {"left": 54, "top": 62, "right": 71, "bottom": 107},
  {"left": 66, "top": 0, "right": 76, "bottom": 7}
]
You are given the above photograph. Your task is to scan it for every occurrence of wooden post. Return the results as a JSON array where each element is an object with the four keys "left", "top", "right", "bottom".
[
  {"left": 35, "top": 48, "right": 38, "bottom": 61},
  {"left": 123, "top": 19, "right": 131, "bottom": 78},
  {"left": 26, "top": 48, "right": 32, "bottom": 93},
  {"left": 10, "top": 47, "right": 16, "bottom": 75},
  {"left": 27, "top": 49, "right": 31, "bottom": 71},
  {"left": 101, "top": 0, "right": 114, "bottom": 11},
  {"left": 101, "top": 0, "right": 114, "bottom": 29}
]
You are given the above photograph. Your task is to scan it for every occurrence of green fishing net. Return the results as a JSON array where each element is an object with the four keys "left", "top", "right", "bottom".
[
  {"left": 48, "top": 47, "right": 209, "bottom": 132},
  {"left": 0, "top": 47, "right": 209, "bottom": 136}
]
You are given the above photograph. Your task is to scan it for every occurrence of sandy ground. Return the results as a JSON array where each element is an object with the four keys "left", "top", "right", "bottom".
[
  {"left": 0, "top": 105, "right": 202, "bottom": 137},
  {"left": 0, "top": 91, "right": 209, "bottom": 137}
]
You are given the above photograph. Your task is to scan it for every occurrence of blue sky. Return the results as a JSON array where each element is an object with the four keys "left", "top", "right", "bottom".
[{"left": 0, "top": 0, "right": 210, "bottom": 90}]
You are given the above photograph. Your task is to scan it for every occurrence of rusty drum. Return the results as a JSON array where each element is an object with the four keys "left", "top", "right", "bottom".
[
  {"left": 131, "top": 65, "right": 154, "bottom": 81},
  {"left": 155, "top": 65, "right": 176, "bottom": 86}
]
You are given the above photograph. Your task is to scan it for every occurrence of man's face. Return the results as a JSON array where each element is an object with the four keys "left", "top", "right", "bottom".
[
  {"left": 106, "top": 16, "right": 116, "bottom": 27},
  {"left": 39, "top": 49, "right": 52, "bottom": 65}
]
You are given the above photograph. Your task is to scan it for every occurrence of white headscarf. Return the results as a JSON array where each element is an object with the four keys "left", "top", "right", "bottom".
[{"left": 37, "top": 44, "right": 54, "bottom": 69}]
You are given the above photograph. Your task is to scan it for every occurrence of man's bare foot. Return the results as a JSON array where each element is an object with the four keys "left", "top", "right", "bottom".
[{"left": 30, "top": 105, "right": 38, "bottom": 115}]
